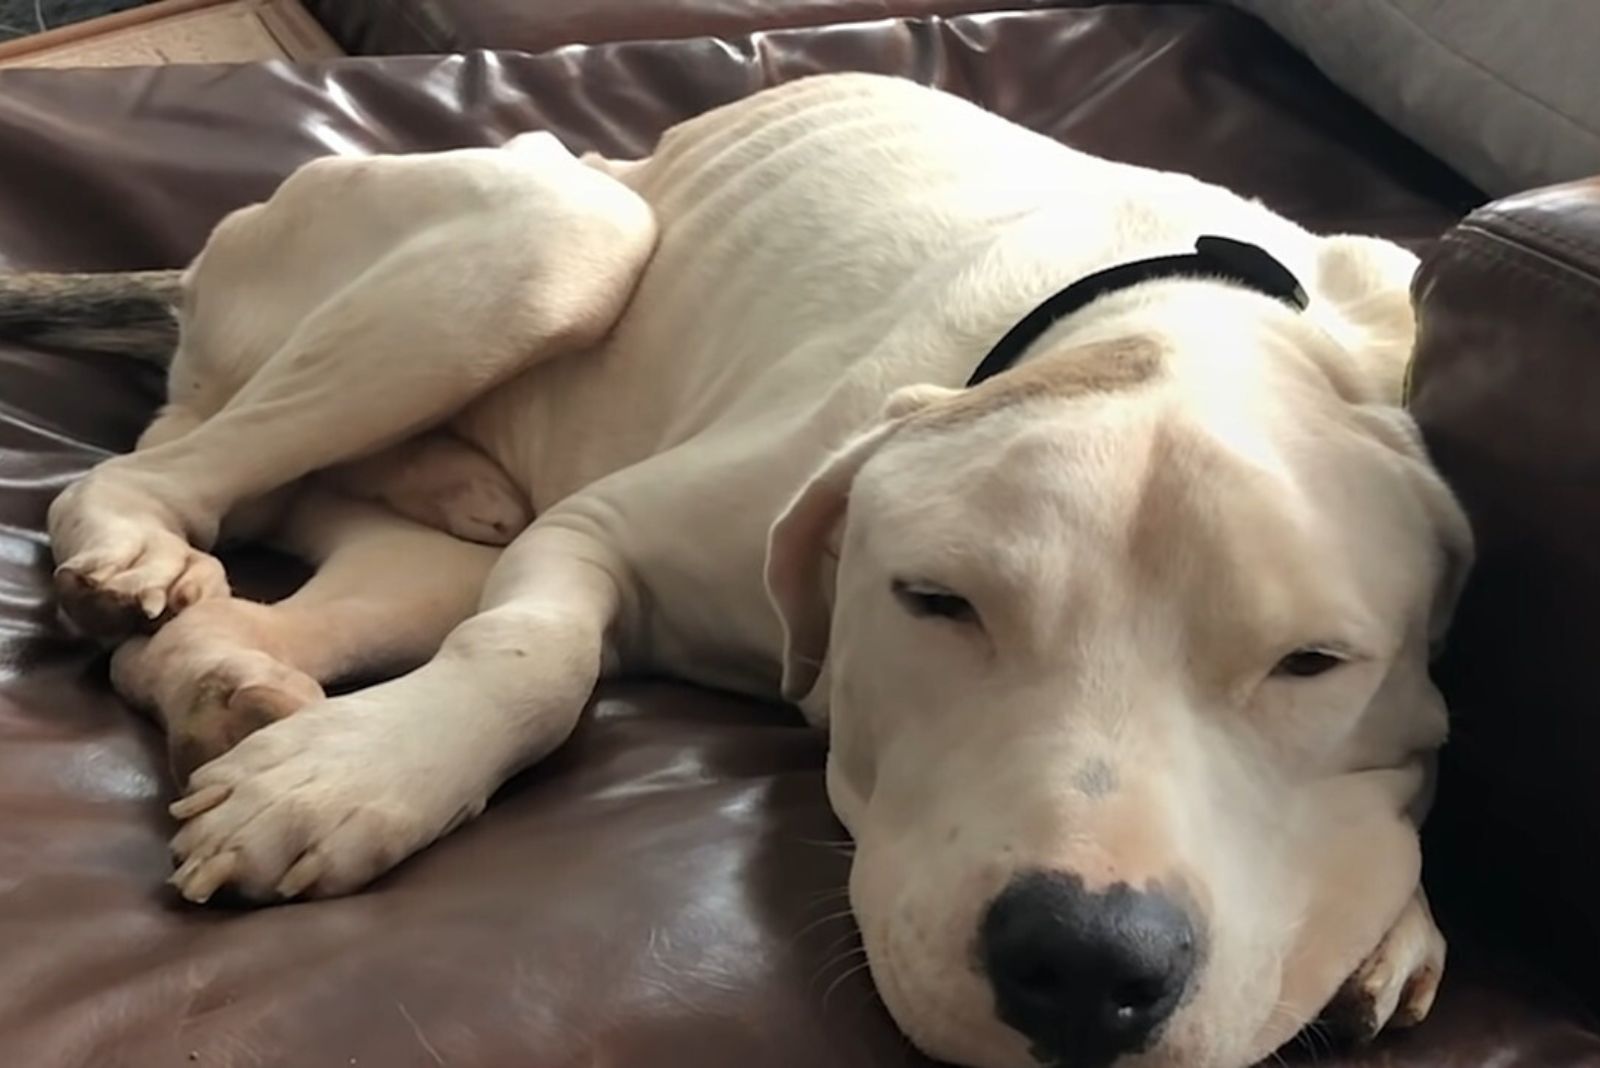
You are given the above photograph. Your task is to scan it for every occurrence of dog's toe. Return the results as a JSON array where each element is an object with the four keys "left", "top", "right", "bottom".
[
  {"left": 56, "top": 526, "right": 227, "bottom": 639},
  {"left": 167, "top": 697, "right": 485, "bottom": 904},
  {"left": 1322, "top": 890, "right": 1446, "bottom": 1043}
]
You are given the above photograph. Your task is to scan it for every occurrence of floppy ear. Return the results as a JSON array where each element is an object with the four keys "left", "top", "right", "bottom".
[
  {"left": 1311, "top": 235, "right": 1420, "bottom": 402},
  {"left": 1352, "top": 404, "right": 1474, "bottom": 650},
  {"left": 765, "top": 385, "right": 954, "bottom": 707}
]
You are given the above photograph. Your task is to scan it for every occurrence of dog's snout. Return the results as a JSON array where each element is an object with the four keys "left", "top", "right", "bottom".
[{"left": 981, "top": 871, "right": 1197, "bottom": 1067}]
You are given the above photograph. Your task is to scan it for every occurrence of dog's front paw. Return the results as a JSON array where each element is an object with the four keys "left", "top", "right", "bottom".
[
  {"left": 1322, "top": 890, "right": 1446, "bottom": 1043},
  {"left": 166, "top": 698, "right": 486, "bottom": 903}
]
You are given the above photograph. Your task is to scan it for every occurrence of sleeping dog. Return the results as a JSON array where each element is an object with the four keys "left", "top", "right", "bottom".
[{"left": 3, "top": 74, "right": 1468, "bottom": 1068}]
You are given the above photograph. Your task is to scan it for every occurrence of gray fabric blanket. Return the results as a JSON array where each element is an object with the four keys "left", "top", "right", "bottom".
[{"left": 1227, "top": 0, "right": 1600, "bottom": 196}]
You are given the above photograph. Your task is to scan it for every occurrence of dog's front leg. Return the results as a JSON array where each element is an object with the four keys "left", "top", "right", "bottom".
[
  {"left": 166, "top": 514, "right": 627, "bottom": 902},
  {"left": 1322, "top": 889, "right": 1447, "bottom": 1042}
]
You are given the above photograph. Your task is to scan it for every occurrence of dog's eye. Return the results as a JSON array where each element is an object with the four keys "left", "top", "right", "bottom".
[
  {"left": 891, "top": 579, "right": 977, "bottom": 624},
  {"left": 1272, "top": 648, "right": 1345, "bottom": 678}
]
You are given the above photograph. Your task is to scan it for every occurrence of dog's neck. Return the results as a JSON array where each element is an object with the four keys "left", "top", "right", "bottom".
[
  {"left": 988, "top": 275, "right": 1403, "bottom": 411},
  {"left": 965, "top": 237, "right": 1308, "bottom": 389}
]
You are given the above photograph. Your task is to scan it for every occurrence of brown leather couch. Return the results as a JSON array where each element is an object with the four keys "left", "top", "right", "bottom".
[
  {"left": 2, "top": 5, "right": 1598, "bottom": 1067},
  {"left": 306, "top": 0, "right": 1078, "bottom": 57}
]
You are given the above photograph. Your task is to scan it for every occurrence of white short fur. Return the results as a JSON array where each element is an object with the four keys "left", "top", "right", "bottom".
[{"left": 47, "top": 75, "right": 1467, "bottom": 1068}]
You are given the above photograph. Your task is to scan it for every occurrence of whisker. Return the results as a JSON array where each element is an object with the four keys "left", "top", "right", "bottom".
[
  {"left": 1264, "top": 998, "right": 1327, "bottom": 1065},
  {"left": 788, "top": 906, "right": 858, "bottom": 947},
  {"left": 793, "top": 837, "right": 858, "bottom": 860},
  {"left": 800, "top": 886, "right": 852, "bottom": 907},
  {"left": 787, "top": 908, "right": 864, "bottom": 952},
  {"left": 1294, "top": 1018, "right": 1333, "bottom": 1061},
  {"left": 817, "top": 926, "right": 864, "bottom": 961},
  {"left": 821, "top": 958, "right": 875, "bottom": 1014},
  {"left": 810, "top": 945, "right": 870, "bottom": 996}
]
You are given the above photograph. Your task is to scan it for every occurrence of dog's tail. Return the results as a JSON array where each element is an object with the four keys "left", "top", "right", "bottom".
[{"left": 0, "top": 270, "right": 183, "bottom": 365}]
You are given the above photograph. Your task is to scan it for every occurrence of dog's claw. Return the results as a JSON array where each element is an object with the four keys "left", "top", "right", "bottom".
[
  {"left": 175, "top": 850, "right": 239, "bottom": 904},
  {"left": 170, "top": 783, "right": 232, "bottom": 819},
  {"left": 275, "top": 852, "right": 325, "bottom": 899}
]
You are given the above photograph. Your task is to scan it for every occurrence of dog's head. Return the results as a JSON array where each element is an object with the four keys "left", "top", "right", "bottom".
[{"left": 765, "top": 309, "right": 1469, "bottom": 1068}]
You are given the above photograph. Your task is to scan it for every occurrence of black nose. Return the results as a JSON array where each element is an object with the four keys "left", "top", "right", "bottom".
[{"left": 981, "top": 870, "right": 1199, "bottom": 1067}]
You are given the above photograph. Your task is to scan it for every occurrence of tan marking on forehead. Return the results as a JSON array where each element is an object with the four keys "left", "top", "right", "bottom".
[
  {"left": 911, "top": 336, "right": 1166, "bottom": 433},
  {"left": 1126, "top": 425, "right": 1265, "bottom": 686},
  {"left": 1126, "top": 421, "right": 1353, "bottom": 693}
]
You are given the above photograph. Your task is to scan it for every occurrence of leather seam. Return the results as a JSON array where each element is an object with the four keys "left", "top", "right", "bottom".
[
  {"left": 1441, "top": 224, "right": 1600, "bottom": 296},
  {"left": 1469, "top": 209, "right": 1600, "bottom": 277}
]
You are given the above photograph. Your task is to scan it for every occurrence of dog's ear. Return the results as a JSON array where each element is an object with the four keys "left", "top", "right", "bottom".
[
  {"left": 1310, "top": 235, "right": 1420, "bottom": 403},
  {"left": 1352, "top": 404, "right": 1474, "bottom": 650},
  {"left": 765, "top": 385, "right": 954, "bottom": 708}
]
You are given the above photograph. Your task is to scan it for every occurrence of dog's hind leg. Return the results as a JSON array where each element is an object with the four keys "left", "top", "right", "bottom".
[
  {"left": 49, "top": 135, "right": 656, "bottom": 639},
  {"left": 112, "top": 486, "right": 500, "bottom": 793}
]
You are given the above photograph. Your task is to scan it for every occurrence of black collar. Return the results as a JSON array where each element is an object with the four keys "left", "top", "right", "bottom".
[{"left": 964, "top": 235, "right": 1309, "bottom": 388}]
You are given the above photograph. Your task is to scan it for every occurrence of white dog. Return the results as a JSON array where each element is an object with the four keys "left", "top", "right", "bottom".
[{"left": 10, "top": 74, "right": 1470, "bottom": 1068}]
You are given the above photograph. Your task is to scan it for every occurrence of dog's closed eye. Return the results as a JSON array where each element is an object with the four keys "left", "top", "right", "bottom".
[
  {"left": 891, "top": 579, "right": 979, "bottom": 625},
  {"left": 1271, "top": 648, "right": 1346, "bottom": 679}
]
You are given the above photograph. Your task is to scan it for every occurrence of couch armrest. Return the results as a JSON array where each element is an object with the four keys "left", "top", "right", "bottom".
[{"left": 1408, "top": 177, "right": 1600, "bottom": 1009}]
